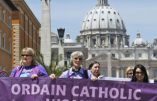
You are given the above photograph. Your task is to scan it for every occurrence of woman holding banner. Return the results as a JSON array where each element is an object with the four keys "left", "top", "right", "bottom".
[
  {"left": 10, "top": 47, "right": 48, "bottom": 78},
  {"left": 58, "top": 51, "right": 88, "bottom": 79},
  {"left": 88, "top": 61, "right": 103, "bottom": 80},
  {"left": 131, "top": 64, "right": 149, "bottom": 83}
]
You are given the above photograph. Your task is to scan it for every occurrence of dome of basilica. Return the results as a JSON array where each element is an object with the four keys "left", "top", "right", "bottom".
[
  {"left": 81, "top": 0, "right": 126, "bottom": 34},
  {"left": 80, "top": 0, "right": 129, "bottom": 48}
]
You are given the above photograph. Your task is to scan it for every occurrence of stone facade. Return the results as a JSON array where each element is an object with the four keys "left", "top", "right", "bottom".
[{"left": 80, "top": 0, "right": 157, "bottom": 79}]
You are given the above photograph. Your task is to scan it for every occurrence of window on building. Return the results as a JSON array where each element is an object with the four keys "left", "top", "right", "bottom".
[
  {"left": 2, "top": 33, "right": 6, "bottom": 48},
  {"left": 138, "top": 53, "right": 142, "bottom": 57},
  {"left": 125, "top": 53, "right": 130, "bottom": 58},
  {"left": 154, "top": 53, "right": 157, "bottom": 58},
  {"left": 112, "top": 54, "right": 115, "bottom": 58},
  {"left": 92, "top": 38, "right": 96, "bottom": 47},
  {"left": 2, "top": 10, "right": 5, "bottom": 22},
  {"left": 0, "top": 31, "right": 1, "bottom": 47},
  {"left": 29, "top": 21, "right": 32, "bottom": 36},
  {"left": 25, "top": 15, "right": 28, "bottom": 32},
  {"left": 112, "top": 68, "right": 116, "bottom": 77},
  {"left": 8, "top": 38, "right": 11, "bottom": 53},
  {"left": 8, "top": 16, "right": 11, "bottom": 27},
  {"left": 92, "top": 54, "right": 95, "bottom": 57},
  {"left": 117, "top": 19, "right": 119, "bottom": 23},
  {"left": 0, "top": 7, "right": 2, "bottom": 20}
]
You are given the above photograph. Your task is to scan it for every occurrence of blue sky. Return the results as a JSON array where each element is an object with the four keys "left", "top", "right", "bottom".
[{"left": 25, "top": 0, "right": 157, "bottom": 44}]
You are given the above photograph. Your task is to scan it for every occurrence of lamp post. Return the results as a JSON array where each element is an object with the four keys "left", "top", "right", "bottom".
[{"left": 57, "top": 28, "right": 65, "bottom": 67}]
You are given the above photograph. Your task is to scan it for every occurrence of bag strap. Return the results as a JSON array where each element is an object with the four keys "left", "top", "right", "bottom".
[
  {"left": 84, "top": 69, "right": 89, "bottom": 79},
  {"left": 13, "top": 66, "right": 23, "bottom": 77}
]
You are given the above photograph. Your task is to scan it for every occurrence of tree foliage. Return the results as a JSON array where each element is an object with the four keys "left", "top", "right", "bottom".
[{"left": 36, "top": 50, "right": 63, "bottom": 76}]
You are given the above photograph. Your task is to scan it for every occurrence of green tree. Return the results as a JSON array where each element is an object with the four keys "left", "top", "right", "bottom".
[
  {"left": 36, "top": 50, "right": 63, "bottom": 76},
  {"left": 76, "top": 35, "right": 80, "bottom": 43}
]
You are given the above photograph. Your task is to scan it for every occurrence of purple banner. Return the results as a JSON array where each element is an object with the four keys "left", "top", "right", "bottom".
[{"left": 0, "top": 77, "right": 157, "bottom": 101}]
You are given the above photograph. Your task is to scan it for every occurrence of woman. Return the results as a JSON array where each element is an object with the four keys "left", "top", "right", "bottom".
[
  {"left": 131, "top": 64, "right": 149, "bottom": 83},
  {"left": 88, "top": 61, "right": 103, "bottom": 80},
  {"left": 10, "top": 47, "right": 48, "bottom": 78},
  {"left": 59, "top": 51, "right": 88, "bottom": 79},
  {"left": 125, "top": 66, "right": 133, "bottom": 78}
]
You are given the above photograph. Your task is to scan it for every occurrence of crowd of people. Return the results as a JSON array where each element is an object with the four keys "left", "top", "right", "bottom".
[{"left": 0, "top": 47, "right": 151, "bottom": 83}]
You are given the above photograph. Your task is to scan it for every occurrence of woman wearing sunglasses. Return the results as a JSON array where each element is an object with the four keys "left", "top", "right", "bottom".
[
  {"left": 131, "top": 64, "right": 149, "bottom": 83},
  {"left": 10, "top": 47, "right": 48, "bottom": 78}
]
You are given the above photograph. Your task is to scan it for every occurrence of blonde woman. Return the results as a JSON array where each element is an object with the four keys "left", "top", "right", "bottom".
[
  {"left": 10, "top": 47, "right": 48, "bottom": 78},
  {"left": 125, "top": 66, "right": 133, "bottom": 78}
]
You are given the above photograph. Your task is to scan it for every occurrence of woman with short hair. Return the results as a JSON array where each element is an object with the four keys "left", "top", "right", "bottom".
[{"left": 59, "top": 51, "right": 88, "bottom": 79}]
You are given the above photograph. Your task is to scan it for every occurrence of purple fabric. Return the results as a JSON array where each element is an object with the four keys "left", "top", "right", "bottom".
[
  {"left": 0, "top": 78, "right": 157, "bottom": 101},
  {"left": 10, "top": 65, "right": 48, "bottom": 77}
]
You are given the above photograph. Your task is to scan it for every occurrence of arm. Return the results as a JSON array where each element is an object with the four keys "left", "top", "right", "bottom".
[
  {"left": 59, "top": 70, "right": 69, "bottom": 78},
  {"left": 37, "top": 65, "right": 48, "bottom": 77},
  {"left": 9, "top": 67, "right": 18, "bottom": 77}
]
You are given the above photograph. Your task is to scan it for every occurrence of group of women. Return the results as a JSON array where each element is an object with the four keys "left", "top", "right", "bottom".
[{"left": 9, "top": 47, "right": 149, "bottom": 83}]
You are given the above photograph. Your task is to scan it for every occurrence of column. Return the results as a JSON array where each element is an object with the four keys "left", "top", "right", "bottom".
[
  {"left": 116, "top": 66, "right": 120, "bottom": 78},
  {"left": 107, "top": 51, "right": 112, "bottom": 77}
]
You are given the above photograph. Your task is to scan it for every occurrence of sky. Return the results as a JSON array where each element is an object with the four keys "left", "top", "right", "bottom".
[{"left": 25, "top": 0, "right": 157, "bottom": 44}]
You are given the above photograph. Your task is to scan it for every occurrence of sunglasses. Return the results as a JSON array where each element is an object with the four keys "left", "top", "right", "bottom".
[
  {"left": 21, "top": 54, "right": 32, "bottom": 57},
  {"left": 74, "top": 57, "right": 82, "bottom": 61}
]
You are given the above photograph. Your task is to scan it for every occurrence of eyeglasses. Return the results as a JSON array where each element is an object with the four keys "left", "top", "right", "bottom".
[
  {"left": 135, "top": 71, "right": 143, "bottom": 75},
  {"left": 94, "top": 66, "right": 100, "bottom": 69},
  {"left": 21, "top": 54, "right": 32, "bottom": 57},
  {"left": 127, "top": 73, "right": 133, "bottom": 75},
  {"left": 74, "top": 57, "right": 82, "bottom": 61}
]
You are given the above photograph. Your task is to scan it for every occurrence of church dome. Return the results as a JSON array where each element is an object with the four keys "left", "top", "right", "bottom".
[
  {"left": 64, "top": 33, "right": 74, "bottom": 43},
  {"left": 132, "top": 32, "right": 146, "bottom": 47},
  {"left": 80, "top": 0, "right": 126, "bottom": 34},
  {"left": 80, "top": 0, "right": 129, "bottom": 48}
]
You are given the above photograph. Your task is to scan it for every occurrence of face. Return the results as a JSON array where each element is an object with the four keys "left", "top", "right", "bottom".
[
  {"left": 135, "top": 68, "right": 144, "bottom": 82},
  {"left": 21, "top": 51, "right": 33, "bottom": 66},
  {"left": 91, "top": 63, "right": 100, "bottom": 77},
  {"left": 72, "top": 56, "right": 82, "bottom": 69},
  {"left": 127, "top": 70, "right": 133, "bottom": 78}
]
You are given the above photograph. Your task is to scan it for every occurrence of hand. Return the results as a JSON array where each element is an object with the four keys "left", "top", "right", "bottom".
[
  {"left": 91, "top": 75, "right": 98, "bottom": 81},
  {"left": 49, "top": 74, "right": 56, "bottom": 80},
  {"left": 31, "top": 74, "right": 38, "bottom": 79}
]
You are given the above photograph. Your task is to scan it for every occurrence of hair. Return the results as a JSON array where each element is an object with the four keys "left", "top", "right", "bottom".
[
  {"left": 70, "top": 51, "right": 83, "bottom": 66},
  {"left": 88, "top": 61, "right": 100, "bottom": 70},
  {"left": 125, "top": 66, "right": 133, "bottom": 75},
  {"left": 131, "top": 64, "right": 149, "bottom": 83},
  {"left": 20, "top": 47, "right": 38, "bottom": 66}
]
